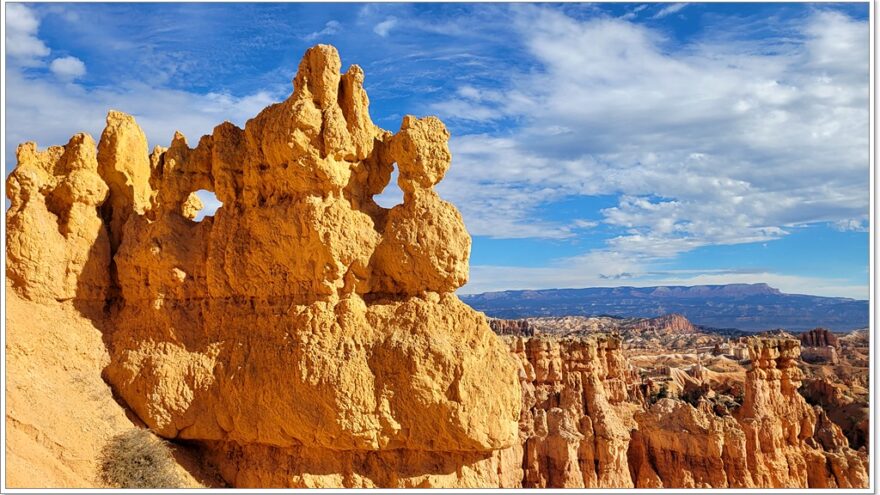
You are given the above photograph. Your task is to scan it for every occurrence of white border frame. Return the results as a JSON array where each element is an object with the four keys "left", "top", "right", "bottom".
[{"left": 0, "top": 0, "right": 876, "bottom": 493}]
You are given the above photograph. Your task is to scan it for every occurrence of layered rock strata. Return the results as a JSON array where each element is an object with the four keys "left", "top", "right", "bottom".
[
  {"left": 489, "top": 318, "right": 536, "bottom": 336},
  {"left": 625, "top": 313, "right": 697, "bottom": 335}
]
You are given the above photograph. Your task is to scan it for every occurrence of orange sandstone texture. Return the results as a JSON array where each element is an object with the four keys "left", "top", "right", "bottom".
[
  {"left": 506, "top": 335, "right": 639, "bottom": 488},
  {"left": 4, "top": 44, "right": 869, "bottom": 489},
  {"left": 6, "top": 44, "right": 519, "bottom": 488},
  {"left": 627, "top": 338, "right": 868, "bottom": 488},
  {"left": 103, "top": 45, "right": 521, "bottom": 486}
]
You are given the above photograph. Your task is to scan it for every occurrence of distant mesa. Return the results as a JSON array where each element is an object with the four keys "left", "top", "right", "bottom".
[{"left": 461, "top": 283, "right": 868, "bottom": 331}]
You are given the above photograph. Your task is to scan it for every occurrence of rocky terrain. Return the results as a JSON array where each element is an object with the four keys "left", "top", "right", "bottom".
[
  {"left": 462, "top": 284, "right": 869, "bottom": 331},
  {"left": 4, "top": 44, "right": 870, "bottom": 489}
]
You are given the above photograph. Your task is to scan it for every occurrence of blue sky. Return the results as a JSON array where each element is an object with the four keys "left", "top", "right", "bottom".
[{"left": 4, "top": 2, "right": 870, "bottom": 299}]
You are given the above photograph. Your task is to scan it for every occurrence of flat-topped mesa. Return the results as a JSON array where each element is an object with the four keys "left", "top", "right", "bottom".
[{"left": 5, "top": 44, "right": 518, "bottom": 488}]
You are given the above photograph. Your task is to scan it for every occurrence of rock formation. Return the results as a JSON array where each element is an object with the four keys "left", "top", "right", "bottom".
[
  {"left": 6, "top": 135, "right": 111, "bottom": 304},
  {"left": 736, "top": 339, "right": 865, "bottom": 487},
  {"left": 489, "top": 318, "right": 535, "bottom": 336},
  {"left": 4, "top": 44, "right": 870, "bottom": 489},
  {"left": 801, "top": 345, "right": 840, "bottom": 364},
  {"left": 800, "top": 378, "right": 869, "bottom": 451},
  {"left": 627, "top": 338, "right": 868, "bottom": 488},
  {"left": 800, "top": 327, "right": 840, "bottom": 348},
  {"left": 6, "top": 44, "right": 520, "bottom": 488},
  {"left": 505, "top": 335, "right": 639, "bottom": 488},
  {"left": 625, "top": 313, "right": 697, "bottom": 335}
]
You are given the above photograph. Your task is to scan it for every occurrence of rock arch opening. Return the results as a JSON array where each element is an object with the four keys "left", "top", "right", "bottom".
[
  {"left": 374, "top": 164, "right": 404, "bottom": 208},
  {"left": 186, "top": 189, "right": 222, "bottom": 222}
]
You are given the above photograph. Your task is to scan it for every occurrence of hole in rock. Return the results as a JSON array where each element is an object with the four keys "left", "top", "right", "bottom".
[
  {"left": 374, "top": 164, "right": 404, "bottom": 208},
  {"left": 188, "top": 189, "right": 222, "bottom": 222}
]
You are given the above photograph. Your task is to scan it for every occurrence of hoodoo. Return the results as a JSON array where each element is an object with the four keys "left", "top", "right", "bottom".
[{"left": 6, "top": 45, "right": 521, "bottom": 488}]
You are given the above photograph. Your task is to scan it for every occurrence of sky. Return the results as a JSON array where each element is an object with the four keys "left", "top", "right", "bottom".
[{"left": 4, "top": 2, "right": 871, "bottom": 299}]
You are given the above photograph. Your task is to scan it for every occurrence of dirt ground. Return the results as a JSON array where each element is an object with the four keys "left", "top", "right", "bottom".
[{"left": 4, "top": 286, "right": 222, "bottom": 488}]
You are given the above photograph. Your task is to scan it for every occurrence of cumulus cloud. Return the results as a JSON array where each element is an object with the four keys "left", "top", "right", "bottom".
[
  {"left": 49, "top": 56, "right": 86, "bottom": 79},
  {"left": 6, "top": 4, "right": 50, "bottom": 62},
  {"left": 434, "top": 7, "right": 868, "bottom": 262},
  {"left": 833, "top": 218, "right": 869, "bottom": 232}
]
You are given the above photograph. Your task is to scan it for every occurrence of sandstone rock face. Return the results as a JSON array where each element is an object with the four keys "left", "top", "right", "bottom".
[
  {"left": 6, "top": 44, "right": 519, "bottom": 488},
  {"left": 505, "top": 335, "right": 638, "bottom": 488},
  {"left": 489, "top": 318, "right": 535, "bottom": 336},
  {"left": 800, "top": 378, "right": 868, "bottom": 451},
  {"left": 5, "top": 44, "right": 870, "bottom": 489},
  {"left": 629, "top": 398, "right": 750, "bottom": 488},
  {"left": 626, "top": 313, "right": 697, "bottom": 335},
  {"left": 801, "top": 345, "right": 839, "bottom": 364},
  {"left": 628, "top": 338, "right": 868, "bottom": 488},
  {"left": 736, "top": 338, "right": 866, "bottom": 488},
  {"left": 6, "top": 135, "right": 111, "bottom": 303},
  {"left": 800, "top": 327, "right": 840, "bottom": 348}
]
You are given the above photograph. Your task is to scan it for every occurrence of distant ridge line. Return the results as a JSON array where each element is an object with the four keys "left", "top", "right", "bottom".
[{"left": 461, "top": 283, "right": 867, "bottom": 331}]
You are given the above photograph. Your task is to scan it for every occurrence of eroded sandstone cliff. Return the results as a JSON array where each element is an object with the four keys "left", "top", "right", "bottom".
[
  {"left": 627, "top": 338, "right": 868, "bottom": 488},
  {"left": 4, "top": 44, "right": 869, "bottom": 489},
  {"left": 506, "top": 335, "right": 640, "bottom": 488},
  {"left": 800, "top": 328, "right": 840, "bottom": 348},
  {"left": 6, "top": 44, "right": 520, "bottom": 488}
]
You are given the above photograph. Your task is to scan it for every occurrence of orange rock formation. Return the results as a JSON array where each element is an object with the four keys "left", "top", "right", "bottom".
[
  {"left": 626, "top": 313, "right": 697, "bottom": 335},
  {"left": 4, "top": 44, "right": 869, "bottom": 489},
  {"left": 507, "top": 335, "right": 639, "bottom": 488},
  {"left": 800, "top": 327, "right": 840, "bottom": 348},
  {"left": 6, "top": 44, "right": 520, "bottom": 488},
  {"left": 628, "top": 338, "right": 868, "bottom": 488}
]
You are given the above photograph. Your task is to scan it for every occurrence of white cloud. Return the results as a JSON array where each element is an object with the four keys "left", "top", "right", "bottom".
[
  {"left": 652, "top": 3, "right": 688, "bottom": 19},
  {"left": 5, "top": 68, "right": 281, "bottom": 174},
  {"left": 572, "top": 219, "right": 599, "bottom": 229},
  {"left": 622, "top": 4, "right": 649, "bottom": 20},
  {"left": 833, "top": 218, "right": 869, "bottom": 232},
  {"left": 6, "top": 4, "right": 50, "bottom": 62},
  {"left": 303, "top": 20, "right": 341, "bottom": 41},
  {"left": 432, "top": 7, "right": 868, "bottom": 269},
  {"left": 374, "top": 17, "right": 397, "bottom": 37},
  {"left": 49, "top": 56, "right": 86, "bottom": 80}
]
